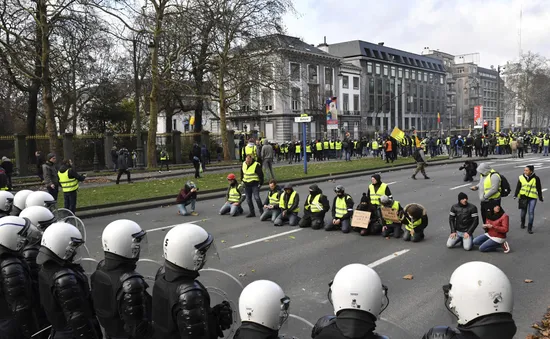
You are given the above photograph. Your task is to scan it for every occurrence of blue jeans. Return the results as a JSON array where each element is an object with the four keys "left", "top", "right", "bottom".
[
  {"left": 177, "top": 199, "right": 196, "bottom": 215},
  {"left": 520, "top": 198, "right": 537, "bottom": 227},
  {"left": 260, "top": 208, "right": 280, "bottom": 222},
  {"left": 544, "top": 146, "right": 549, "bottom": 156},
  {"left": 219, "top": 202, "right": 243, "bottom": 216},
  {"left": 473, "top": 233, "right": 502, "bottom": 252},
  {"left": 446, "top": 231, "right": 473, "bottom": 251}
]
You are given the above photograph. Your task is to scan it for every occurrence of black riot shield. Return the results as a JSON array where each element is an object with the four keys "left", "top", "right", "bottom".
[{"left": 198, "top": 268, "right": 244, "bottom": 339}]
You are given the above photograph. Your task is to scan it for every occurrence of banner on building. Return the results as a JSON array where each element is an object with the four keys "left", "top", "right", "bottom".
[
  {"left": 473, "top": 105, "right": 483, "bottom": 129},
  {"left": 326, "top": 97, "right": 339, "bottom": 130},
  {"left": 437, "top": 112, "right": 441, "bottom": 124}
]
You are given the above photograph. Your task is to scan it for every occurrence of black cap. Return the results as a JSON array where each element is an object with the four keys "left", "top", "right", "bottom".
[
  {"left": 284, "top": 183, "right": 293, "bottom": 190},
  {"left": 309, "top": 184, "right": 319, "bottom": 191},
  {"left": 458, "top": 192, "right": 468, "bottom": 202}
]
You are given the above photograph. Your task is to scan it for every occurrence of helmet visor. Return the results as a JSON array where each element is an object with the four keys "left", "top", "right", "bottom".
[
  {"left": 18, "top": 218, "right": 43, "bottom": 248},
  {"left": 193, "top": 234, "right": 220, "bottom": 270},
  {"left": 44, "top": 200, "right": 57, "bottom": 212},
  {"left": 62, "top": 237, "right": 85, "bottom": 261},
  {"left": 131, "top": 230, "right": 148, "bottom": 258},
  {"left": 278, "top": 296, "right": 290, "bottom": 329},
  {"left": 3, "top": 198, "right": 13, "bottom": 213},
  {"left": 442, "top": 283, "right": 459, "bottom": 320}
]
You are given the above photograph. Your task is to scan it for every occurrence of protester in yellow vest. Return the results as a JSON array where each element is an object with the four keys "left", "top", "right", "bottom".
[
  {"left": 470, "top": 163, "right": 502, "bottom": 224},
  {"left": 241, "top": 155, "right": 264, "bottom": 217},
  {"left": 403, "top": 203, "right": 428, "bottom": 242},
  {"left": 299, "top": 184, "right": 330, "bottom": 230},
  {"left": 159, "top": 149, "right": 170, "bottom": 172},
  {"left": 327, "top": 185, "right": 354, "bottom": 233},
  {"left": 513, "top": 165, "right": 544, "bottom": 234},
  {"left": 274, "top": 184, "right": 300, "bottom": 226},
  {"left": 57, "top": 159, "right": 86, "bottom": 214},
  {"left": 260, "top": 179, "right": 282, "bottom": 222},
  {"left": 220, "top": 173, "right": 245, "bottom": 216},
  {"left": 379, "top": 195, "right": 404, "bottom": 239}
]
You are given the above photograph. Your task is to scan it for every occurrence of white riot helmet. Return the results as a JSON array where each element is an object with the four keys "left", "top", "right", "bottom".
[
  {"left": 13, "top": 190, "right": 33, "bottom": 214},
  {"left": 26, "top": 191, "right": 56, "bottom": 211},
  {"left": 444, "top": 261, "right": 513, "bottom": 325},
  {"left": 19, "top": 206, "right": 56, "bottom": 231},
  {"left": 0, "top": 216, "right": 41, "bottom": 252},
  {"left": 328, "top": 264, "right": 388, "bottom": 319},
  {"left": 0, "top": 191, "right": 14, "bottom": 213},
  {"left": 163, "top": 223, "right": 217, "bottom": 271},
  {"left": 102, "top": 219, "right": 148, "bottom": 259},
  {"left": 239, "top": 280, "right": 290, "bottom": 330},
  {"left": 38, "top": 222, "right": 84, "bottom": 263}
]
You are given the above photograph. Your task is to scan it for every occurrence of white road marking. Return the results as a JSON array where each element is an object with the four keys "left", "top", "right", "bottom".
[
  {"left": 543, "top": 188, "right": 548, "bottom": 192},
  {"left": 367, "top": 249, "right": 410, "bottom": 268},
  {"left": 450, "top": 183, "right": 472, "bottom": 190},
  {"left": 147, "top": 219, "right": 210, "bottom": 233},
  {"left": 229, "top": 229, "right": 303, "bottom": 249},
  {"left": 386, "top": 181, "right": 398, "bottom": 185}
]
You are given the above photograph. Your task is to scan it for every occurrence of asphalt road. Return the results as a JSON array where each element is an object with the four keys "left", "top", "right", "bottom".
[{"left": 80, "top": 155, "right": 550, "bottom": 338}]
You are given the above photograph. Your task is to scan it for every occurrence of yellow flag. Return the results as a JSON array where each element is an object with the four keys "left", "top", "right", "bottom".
[
  {"left": 390, "top": 127, "right": 405, "bottom": 142},
  {"left": 415, "top": 136, "right": 421, "bottom": 148}
]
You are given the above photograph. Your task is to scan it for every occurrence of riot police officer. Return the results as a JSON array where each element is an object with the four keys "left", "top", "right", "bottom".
[
  {"left": 0, "top": 191, "right": 13, "bottom": 217},
  {"left": 91, "top": 219, "right": 153, "bottom": 339},
  {"left": 234, "top": 280, "right": 290, "bottom": 339},
  {"left": 152, "top": 223, "right": 233, "bottom": 339},
  {"left": 37, "top": 222, "right": 100, "bottom": 339},
  {"left": 25, "top": 191, "right": 56, "bottom": 211},
  {"left": 312, "top": 263, "right": 390, "bottom": 339},
  {"left": 422, "top": 261, "right": 517, "bottom": 339},
  {"left": 11, "top": 190, "right": 33, "bottom": 216},
  {"left": 0, "top": 216, "right": 40, "bottom": 338}
]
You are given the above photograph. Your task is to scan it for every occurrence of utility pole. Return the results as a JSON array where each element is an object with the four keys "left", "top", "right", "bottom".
[{"left": 497, "top": 65, "right": 501, "bottom": 133}]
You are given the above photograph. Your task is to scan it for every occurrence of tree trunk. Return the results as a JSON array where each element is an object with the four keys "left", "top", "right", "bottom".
[
  {"left": 147, "top": 7, "right": 164, "bottom": 168},
  {"left": 26, "top": 83, "right": 39, "bottom": 160},
  {"left": 218, "top": 69, "right": 230, "bottom": 161},
  {"left": 39, "top": 0, "right": 58, "bottom": 155}
]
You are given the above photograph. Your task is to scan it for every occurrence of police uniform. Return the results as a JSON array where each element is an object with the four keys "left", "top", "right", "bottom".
[
  {"left": 233, "top": 322, "right": 279, "bottom": 339},
  {"left": 37, "top": 249, "right": 100, "bottom": 339},
  {"left": 152, "top": 262, "right": 230, "bottom": 339},
  {"left": 312, "top": 314, "right": 388, "bottom": 339},
  {"left": 21, "top": 243, "right": 50, "bottom": 338},
  {"left": 422, "top": 313, "right": 516, "bottom": 339},
  {"left": 91, "top": 253, "right": 153, "bottom": 339}
]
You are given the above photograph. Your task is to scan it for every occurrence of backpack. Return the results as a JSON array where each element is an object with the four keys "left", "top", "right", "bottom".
[{"left": 491, "top": 171, "right": 511, "bottom": 197}]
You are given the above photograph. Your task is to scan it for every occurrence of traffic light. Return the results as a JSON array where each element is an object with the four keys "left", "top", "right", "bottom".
[{"left": 483, "top": 121, "right": 488, "bottom": 135}]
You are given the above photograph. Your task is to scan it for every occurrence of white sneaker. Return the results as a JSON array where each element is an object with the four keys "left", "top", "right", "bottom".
[{"left": 502, "top": 241, "right": 510, "bottom": 254}]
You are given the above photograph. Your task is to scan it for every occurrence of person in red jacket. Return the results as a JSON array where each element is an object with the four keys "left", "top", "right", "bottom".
[
  {"left": 176, "top": 181, "right": 198, "bottom": 216},
  {"left": 473, "top": 203, "right": 510, "bottom": 253}
]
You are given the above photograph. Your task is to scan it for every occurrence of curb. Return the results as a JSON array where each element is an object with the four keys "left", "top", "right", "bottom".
[{"left": 76, "top": 156, "right": 499, "bottom": 219}]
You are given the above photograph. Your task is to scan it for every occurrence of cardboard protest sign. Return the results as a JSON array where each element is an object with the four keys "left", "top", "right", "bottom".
[
  {"left": 351, "top": 210, "right": 371, "bottom": 229},
  {"left": 381, "top": 207, "right": 401, "bottom": 223}
]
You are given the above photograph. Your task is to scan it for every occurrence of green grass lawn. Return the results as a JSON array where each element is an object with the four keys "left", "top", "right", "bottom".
[{"left": 64, "top": 155, "right": 448, "bottom": 208}]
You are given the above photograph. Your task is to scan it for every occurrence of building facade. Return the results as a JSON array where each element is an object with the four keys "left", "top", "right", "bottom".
[
  {"left": 227, "top": 34, "right": 342, "bottom": 143},
  {"left": 326, "top": 40, "right": 446, "bottom": 134},
  {"left": 478, "top": 66, "right": 505, "bottom": 130},
  {"left": 338, "top": 62, "right": 362, "bottom": 139},
  {"left": 453, "top": 62, "right": 480, "bottom": 129}
]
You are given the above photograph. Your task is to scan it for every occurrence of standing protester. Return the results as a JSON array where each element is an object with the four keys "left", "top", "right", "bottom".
[
  {"left": 110, "top": 146, "right": 118, "bottom": 171},
  {"left": 326, "top": 185, "right": 354, "bottom": 233},
  {"left": 36, "top": 151, "right": 45, "bottom": 181},
  {"left": 190, "top": 143, "right": 202, "bottom": 179},
  {"left": 260, "top": 139, "right": 275, "bottom": 181},
  {"left": 159, "top": 149, "right": 170, "bottom": 172},
  {"left": 473, "top": 203, "right": 510, "bottom": 253},
  {"left": 42, "top": 153, "right": 59, "bottom": 201},
  {"left": 240, "top": 154, "right": 264, "bottom": 218},
  {"left": 299, "top": 184, "right": 330, "bottom": 230},
  {"left": 57, "top": 159, "right": 86, "bottom": 214},
  {"left": 514, "top": 165, "right": 544, "bottom": 234},
  {"left": 446, "top": 192, "right": 478, "bottom": 251},
  {"left": 470, "top": 162, "right": 502, "bottom": 224},
  {"left": 0, "top": 157, "right": 13, "bottom": 190},
  {"left": 176, "top": 181, "right": 198, "bottom": 216},
  {"left": 220, "top": 174, "right": 245, "bottom": 217},
  {"left": 411, "top": 146, "right": 430, "bottom": 180},
  {"left": 116, "top": 149, "right": 133, "bottom": 185},
  {"left": 260, "top": 179, "right": 282, "bottom": 222}
]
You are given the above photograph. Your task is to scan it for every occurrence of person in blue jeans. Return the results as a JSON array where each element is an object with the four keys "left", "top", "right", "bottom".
[
  {"left": 473, "top": 203, "right": 510, "bottom": 253},
  {"left": 176, "top": 181, "right": 198, "bottom": 216},
  {"left": 446, "top": 192, "right": 479, "bottom": 251},
  {"left": 220, "top": 173, "right": 245, "bottom": 216},
  {"left": 513, "top": 165, "right": 544, "bottom": 234}
]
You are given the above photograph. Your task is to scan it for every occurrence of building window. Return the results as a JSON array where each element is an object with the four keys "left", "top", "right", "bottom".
[
  {"left": 308, "top": 65, "right": 318, "bottom": 83},
  {"left": 429, "top": 73, "right": 433, "bottom": 84},
  {"left": 353, "top": 77, "right": 359, "bottom": 90},
  {"left": 457, "top": 67, "right": 464, "bottom": 74},
  {"left": 343, "top": 94, "right": 349, "bottom": 111},
  {"left": 290, "top": 63, "right": 300, "bottom": 81},
  {"left": 383, "top": 65, "right": 388, "bottom": 76},
  {"left": 173, "top": 119, "right": 177, "bottom": 131},
  {"left": 412, "top": 70, "right": 416, "bottom": 80},
  {"left": 419, "top": 85, "right": 424, "bottom": 98},
  {"left": 367, "top": 62, "right": 373, "bottom": 74},
  {"left": 405, "top": 69, "right": 409, "bottom": 79},
  {"left": 291, "top": 87, "right": 301, "bottom": 111},
  {"left": 369, "top": 95, "right": 374, "bottom": 113},
  {"left": 423, "top": 72, "right": 428, "bottom": 82},
  {"left": 308, "top": 84, "right": 319, "bottom": 109},
  {"left": 391, "top": 66, "right": 396, "bottom": 77},
  {"left": 398, "top": 68, "right": 402, "bottom": 78},
  {"left": 325, "top": 67, "right": 333, "bottom": 85},
  {"left": 353, "top": 94, "right": 359, "bottom": 111},
  {"left": 440, "top": 75, "right": 444, "bottom": 85},
  {"left": 375, "top": 64, "right": 381, "bottom": 75},
  {"left": 342, "top": 75, "right": 349, "bottom": 89},
  {"left": 377, "top": 78, "right": 382, "bottom": 95},
  {"left": 262, "top": 89, "right": 273, "bottom": 111},
  {"left": 369, "top": 78, "right": 375, "bottom": 93}
]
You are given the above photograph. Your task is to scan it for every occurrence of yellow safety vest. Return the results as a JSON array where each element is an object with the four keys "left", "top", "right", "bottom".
[
  {"left": 280, "top": 191, "right": 299, "bottom": 213},
  {"left": 519, "top": 175, "right": 538, "bottom": 199},
  {"left": 268, "top": 190, "right": 280, "bottom": 205},
  {"left": 369, "top": 183, "right": 387, "bottom": 205},
  {"left": 335, "top": 142, "right": 342, "bottom": 150},
  {"left": 371, "top": 141, "right": 379, "bottom": 150},
  {"left": 353, "top": 141, "right": 358, "bottom": 149},
  {"left": 58, "top": 170, "right": 79, "bottom": 192},
  {"left": 323, "top": 141, "right": 329, "bottom": 149},
  {"left": 295, "top": 145, "right": 301, "bottom": 153},
  {"left": 446, "top": 137, "right": 450, "bottom": 145},
  {"left": 228, "top": 186, "right": 241, "bottom": 203},
  {"left": 242, "top": 162, "right": 259, "bottom": 183},
  {"left": 406, "top": 218, "right": 422, "bottom": 231},
  {"left": 305, "top": 194, "right": 323, "bottom": 213},
  {"left": 245, "top": 145, "right": 257, "bottom": 159},
  {"left": 483, "top": 170, "right": 501, "bottom": 200},
  {"left": 544, "top": 139, "right": 550, "bottom": 147},
  {"left": 385, "top": 200, "right": 401, "bottom": 225},
  {"left": 160, "top": 153, "right": 168, "bottom": 161},
  {"left": 306, "top": 145, "right": 312, "bottom": 153},
  {"left": 329, "top": 142, "right": 335, "bottom": 150},
  {"left": 316, "top": 142, "right": 323, "bottom": 151},
  {"left": 335, "top": 195, "right": 352, "bottom": 218}
]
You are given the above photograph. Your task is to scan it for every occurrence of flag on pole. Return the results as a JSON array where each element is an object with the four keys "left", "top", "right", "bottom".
[
  {"left": 415, "top": 136, "right": 422, "bottom": 148},
  {"left": 390, "top": 127, "right": 405, "bottom": 142},
  {"left": 437, "top": 112, "right": 441, "bottom": 124}
]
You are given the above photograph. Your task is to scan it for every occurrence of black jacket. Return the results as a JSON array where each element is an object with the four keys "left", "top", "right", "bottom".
[
  {"left": 240, "top": 161, "right": 264, "bottom": 186},
  {"left": 449, "top": 202, "right": 479, "bottom": 235},
  {"left": 58, "top": 164, "right": 86, "bottom": 182},
  {"left": 313, "top": 311, "right": 387, "bottom": 339},
  {"left": 304, "top": 188, "right": 330, "bottom": 216},
  {"left": 422, "top": 313, "right": 516, "bottom": 339},
  {"left": 514, "top": 173, "right": 544, "bottom": 201}
]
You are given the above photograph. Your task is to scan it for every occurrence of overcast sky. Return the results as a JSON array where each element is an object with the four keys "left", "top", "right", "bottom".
[{"left": 283, "top": 0, "right": 550, "bottom": 68}]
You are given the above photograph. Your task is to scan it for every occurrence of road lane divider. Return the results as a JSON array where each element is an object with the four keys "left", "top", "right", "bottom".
[
  {"left": 229, "top": 229, "right": 303, "bottom": 249},
  {"left": 367, "top": 249, "right": 410, "bottom": 268},
  {"left": 147, "top": 219, "right": 211, "bottom": 233},
  {"left": 450, "top": 183, "right": 471, "bottom": 190}
]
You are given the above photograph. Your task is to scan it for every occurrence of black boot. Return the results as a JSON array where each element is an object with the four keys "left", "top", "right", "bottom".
[
  {"left": 521, "top": 218, "right": 525, "bottom": 229},
  {"left": 528, "top": 225, "right": 533, "bottom": 234}
]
